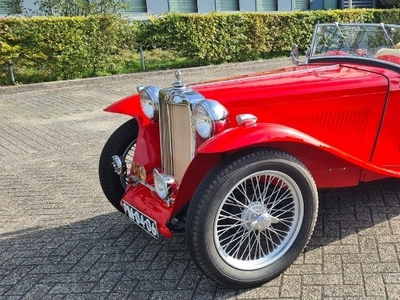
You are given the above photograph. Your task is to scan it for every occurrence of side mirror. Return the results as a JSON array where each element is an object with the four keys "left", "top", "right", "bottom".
[{"left": 291, "top": 44, "right": 300, "bottom": 65}]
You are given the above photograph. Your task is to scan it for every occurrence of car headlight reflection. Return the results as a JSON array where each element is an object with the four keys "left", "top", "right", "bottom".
[
  {"left": 139, "top": 86, "right": 161, "bottom": 120},
  {"left": 153, "top": 169, "right": 177, "bottom": 201},
  {"left": 193, "top": 100, "right": 229, "bottom": 139}
]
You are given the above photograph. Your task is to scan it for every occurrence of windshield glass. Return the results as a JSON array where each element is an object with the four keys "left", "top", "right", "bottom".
[{"left": 310, "top": 23, "right": 400, "bottom": 64}]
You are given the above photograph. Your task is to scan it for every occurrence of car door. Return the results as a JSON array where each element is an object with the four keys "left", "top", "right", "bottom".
[{"left": 370, "top": 71, "right": 400, "bottom": 171}]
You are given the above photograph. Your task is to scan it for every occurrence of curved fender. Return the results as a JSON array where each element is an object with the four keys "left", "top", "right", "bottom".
[
  {"left": 198, "top": 123, "right": 400, "bottom": 179},
  {"left": 198, "top": 123, "right": 327, "bottom": 154},
  {"left": 104, "top": 94, "right": 149, "bottom": 126}
]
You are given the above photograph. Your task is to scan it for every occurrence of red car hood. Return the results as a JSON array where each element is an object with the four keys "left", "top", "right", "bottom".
[{"left": 190, "top": 63, "right": 384, "bottom": 109}]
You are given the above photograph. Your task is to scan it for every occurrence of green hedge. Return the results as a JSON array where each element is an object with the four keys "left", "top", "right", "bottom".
[
  {"left": 1, "top": 9, "right": 400, "bottom": 85},
  {"left": 0, "top": 16, "right": 139, "bottom": 83},
  {"left": 141, "top": 9, "right": 400, "bottom": 64}
]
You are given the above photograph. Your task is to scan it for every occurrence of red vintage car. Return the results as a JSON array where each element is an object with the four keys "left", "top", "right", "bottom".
[{"left": 99, "top": 23, "right": 400, "bottom": 288}]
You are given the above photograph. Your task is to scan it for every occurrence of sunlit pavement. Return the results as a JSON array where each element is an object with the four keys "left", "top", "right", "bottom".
[{"left": 1, "top": 58, "right": 400, "bottom": 299}]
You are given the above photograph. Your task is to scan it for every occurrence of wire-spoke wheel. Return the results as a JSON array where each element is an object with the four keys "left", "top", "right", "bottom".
[
  {"left": 99, "top": 119, "right": 138, "bottom": 212},
  {"left": 186, "top": 149, "right": 318, "bottom": 288},
  {"left": 215, "top": 170, "right": 303, "bottom": 270}
]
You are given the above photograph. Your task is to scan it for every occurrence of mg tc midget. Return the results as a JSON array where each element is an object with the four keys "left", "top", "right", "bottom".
[{"left": 99, "top": 23, "right": 400, "bottom": 288}]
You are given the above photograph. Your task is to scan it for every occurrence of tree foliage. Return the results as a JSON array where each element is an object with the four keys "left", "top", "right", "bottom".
[
  {"left": 1, "top": 0, "right": 23, "bottom": 15},
  {"left": 379, "top": 0, "right": 400, "bottom": 8},
  {"left": 36, "top": 0, "right": 128, "bottom": 16},
  {"left": 1, "top": 0, "right": 127, "bottom": 16}
]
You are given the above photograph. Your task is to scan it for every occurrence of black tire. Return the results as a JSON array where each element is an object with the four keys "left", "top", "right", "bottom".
[
  {"left": 99, "top": 119, "right": 138, "bottom": 212},
  {"left": 186, "top": 149, "right": 318, "bottom": 288}
]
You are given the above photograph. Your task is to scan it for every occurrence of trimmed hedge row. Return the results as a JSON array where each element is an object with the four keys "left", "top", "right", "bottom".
[
  {"left": 0, "top": 16, "right": 139, "bottom": 82},
  {"left": 1, "top": 9, "right": 400, "bottom": 84},
  {"left": 142, "top": 9, "right": 400, "bottom": 64}
]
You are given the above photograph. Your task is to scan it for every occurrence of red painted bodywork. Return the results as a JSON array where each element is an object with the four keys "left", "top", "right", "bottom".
[{"left": 104, "top": 61, "right": 400, "bottom": 238}]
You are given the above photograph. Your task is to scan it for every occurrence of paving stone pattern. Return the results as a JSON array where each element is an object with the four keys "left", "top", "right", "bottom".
[{"left": 1, "top": 58, "right": 400, "bottom": 299}]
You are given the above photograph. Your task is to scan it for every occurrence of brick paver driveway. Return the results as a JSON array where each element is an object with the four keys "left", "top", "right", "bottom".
[{"left": 1, "top": 59, "right": 400, "bottom": 299}]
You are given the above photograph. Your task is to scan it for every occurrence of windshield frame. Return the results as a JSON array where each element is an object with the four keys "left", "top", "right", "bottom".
[{"left": 308, "top": 23, "right": 400, "bottom": 64}]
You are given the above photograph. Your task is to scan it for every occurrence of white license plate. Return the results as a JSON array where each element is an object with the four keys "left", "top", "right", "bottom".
[{"left": 122, "top": 201, "right": 159, "bottom": 238}]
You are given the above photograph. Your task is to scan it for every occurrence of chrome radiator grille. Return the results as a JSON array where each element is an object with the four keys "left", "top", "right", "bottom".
[{"left": 159, "top": 100, "right": 195, "bottom": 183}]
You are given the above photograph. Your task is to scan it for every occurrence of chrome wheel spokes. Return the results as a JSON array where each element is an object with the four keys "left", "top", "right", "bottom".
[{"left": 214, "top": 171, "right": 304, "bottom": 270}]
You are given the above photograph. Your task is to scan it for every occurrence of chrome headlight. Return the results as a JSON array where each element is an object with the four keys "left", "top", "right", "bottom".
[
  {"left": 139, "top": 86, "right": 161, "bottom": 120},
  {"left": 192, "top": 100, "right": 229, "bottom": 139},
  {"left": 153, "top": 169, "right": 177, "bottom": 201}
]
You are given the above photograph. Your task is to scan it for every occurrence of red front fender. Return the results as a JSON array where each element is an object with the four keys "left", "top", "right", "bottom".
[
  {"left": 198, "top": 123, "right": 399, "bottom": 177},
  {"left": 104, "top": 94, "right": 150, "bottom": 126},
  {"left": 197, "top": 123, "right": 399, "bottom": 178},
  {"left": 198, "top": 123, "right": 327, "bottom": 154}
]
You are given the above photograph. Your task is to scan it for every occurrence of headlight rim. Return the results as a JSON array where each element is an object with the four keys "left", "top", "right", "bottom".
[
  {"left": 193, "top": 99, "right": 229, "bottom": 139},
  {"left": 139, "top": 85, "right": 161, "bottom": 120}
]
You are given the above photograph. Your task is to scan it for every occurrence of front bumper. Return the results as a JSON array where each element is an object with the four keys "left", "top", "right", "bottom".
[{"left": 121, "top": 183, "right": 174, "bottom": 238}]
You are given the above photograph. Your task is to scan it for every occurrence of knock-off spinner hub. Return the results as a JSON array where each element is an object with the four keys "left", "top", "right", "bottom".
[{"left": 241, "top": 202, "right": 280, "bottom": 231}]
